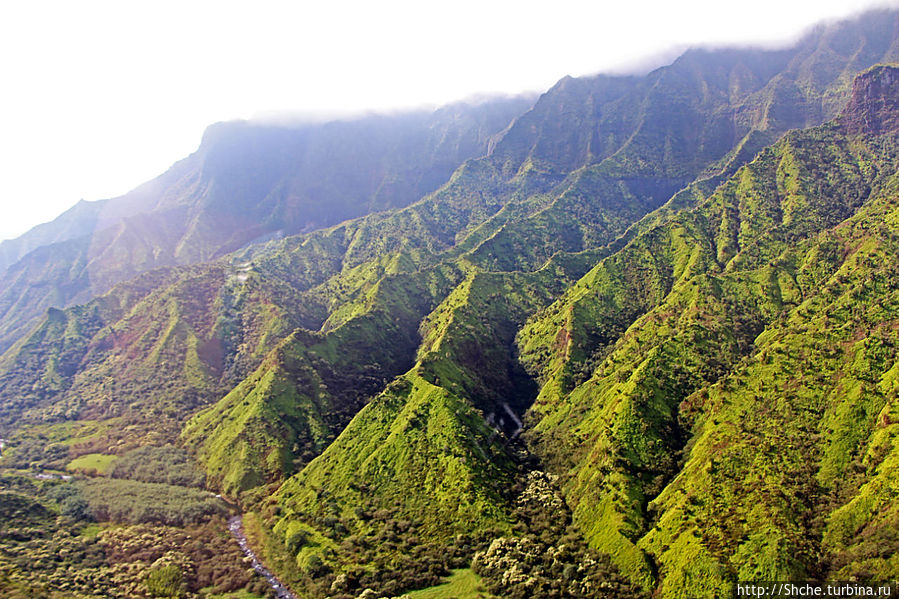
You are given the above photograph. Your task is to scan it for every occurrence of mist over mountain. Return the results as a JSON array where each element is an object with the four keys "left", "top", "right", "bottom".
[
  {"left": 1, "top": 8, "right": 899, "bottom": 599},
  {"left": 0, "top": 96, "right": 535, "bottom": 355}
]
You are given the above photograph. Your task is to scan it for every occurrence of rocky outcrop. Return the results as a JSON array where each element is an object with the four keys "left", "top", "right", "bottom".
[{"left": 840, "top": 64, "right": 899, "bottom": 135}]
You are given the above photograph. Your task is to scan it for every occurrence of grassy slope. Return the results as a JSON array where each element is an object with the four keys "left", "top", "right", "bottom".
[
  {"left": 257, "top": 254, "right": 609, "bottom": 596},
  {"left": 643, "top": 177, "right": 899, "bottom": 594},
  {"left": 0, "top": 260, "right": 326, "bottom": 455},
  {"left": 66, "top": 453, "right": 118, "bottom": 475},
  {"left": 182, "top": 265, "right": 464, "bottom": 497},
  {"left": 517, "top": 91, "right": 899, "bottom": 591},
  {"left": 401, "top": 568, "right": 492, "bottom": 599}
]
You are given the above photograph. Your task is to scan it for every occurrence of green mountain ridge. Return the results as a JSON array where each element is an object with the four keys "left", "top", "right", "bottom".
[
  {"left": 518, "top": 71, "right": 899, "bottom": 590},
  {"left": 0, "top": 97, "right": 535, "bottom": 356},
  {"left": 4, "top": 5, "right": 897, "bottom": 362},
  {"left": 246, "top": 63, "right": 899, "bottom": 596},
  {"left": 2, "top": 10, "right": 899, "bottom": 599}
]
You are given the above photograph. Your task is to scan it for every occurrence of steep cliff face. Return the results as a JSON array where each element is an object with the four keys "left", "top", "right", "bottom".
[
  {"left": 840, "top": 64, "right": 899, "bottom": 135},
  {"left": 0, "top": 97, "right": 537, "bottom": 274}
]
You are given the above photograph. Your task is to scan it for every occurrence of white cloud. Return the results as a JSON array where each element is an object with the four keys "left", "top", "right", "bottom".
[{"left": 0, "top": 0, "right": 894, "bottom": 240}]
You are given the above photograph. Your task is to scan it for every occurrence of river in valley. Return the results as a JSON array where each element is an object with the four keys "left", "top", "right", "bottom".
[{"left": 228, "top": 515, "right": 298, "bottom": 599}]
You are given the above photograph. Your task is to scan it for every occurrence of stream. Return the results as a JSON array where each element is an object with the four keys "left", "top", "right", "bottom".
[
  {"left": 228, "top": 515, "right": 297, "bottom": 599},
  {"left": 5, "top": 462, "right": 297, "bottom": 597}
]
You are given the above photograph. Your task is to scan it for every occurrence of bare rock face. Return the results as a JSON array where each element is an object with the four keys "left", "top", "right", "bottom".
[{"left": 840, "top": 64, "right": 899, "bottom": 135}]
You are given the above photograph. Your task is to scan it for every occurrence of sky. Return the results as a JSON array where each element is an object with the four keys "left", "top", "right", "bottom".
[{"left": 0, "top": 0, "right": 896, "bottom": 242}]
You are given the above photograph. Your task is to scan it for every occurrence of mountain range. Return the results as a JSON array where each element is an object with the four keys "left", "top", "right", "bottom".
[{"left": 1, "top": 8, "right": 899, "bottom": 599}]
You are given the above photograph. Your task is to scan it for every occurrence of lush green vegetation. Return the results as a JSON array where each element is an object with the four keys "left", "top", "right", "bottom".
[
  {"left": 75, "top": 479, "right": 228, "bottom": 526},
  {"left": 182, "top": 264, "right": 464, "bottom": 498},
  {"left": 109, "top": 445, "right": 206, "bottom": 487},
  {"left": 0, "top": 475, "right": 271, "bottom": 598},
  {"left": 254, "top": 62, "right": 899, "bottom": 597},
  {"left": 401, "top": 569, "right": 491, "bottom": 599},
  {"left": 516, "top": 66, "right": 899, "bottom": 594},
  {"left": 67, "top": 452, "right": 118, "bottom": 475},
  {"left": 0, "top": 419, "right": 112, "bottom": 471},
  {"left": 2, "top": 15, "right": 899, "bottom": 599},
  {"left": 472, "top": 472, "right": 645, "bottom": 598}
]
